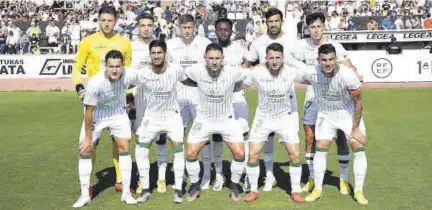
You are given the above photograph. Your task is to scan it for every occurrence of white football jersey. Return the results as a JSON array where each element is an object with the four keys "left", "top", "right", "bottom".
[
  {"left": 289, "top": 38, "right": 350, "bottom": 102},
  {"left": 131, "top": 39, "right": 152, "bottom": 106},
  {"left": 137, "top": 64, "right": 186, "bottom": 119},
  {"left": 246, "top": 32, "right": 298, "bottom": 112},
  {"left": 244, "top": 65, "right": 303, "bottom": 119},
  {"left": 245, "top": 32, "right": 294, "bottom": 64},
  {"left": 221, "top": 40, "right": 246, "bottom": 67},
  {"left": 83, "top": 68, "right": 145, "bottom": 121},
  {"left": 167, "top": 36, "right": 212, "bottom": 105},
  {"left": 185, "top": 64, "right": 248, "bottom": 122},
  {"left": 131, "top": 39, "right": 151, "bottom": 69},
  {"left": 302, "top": 65, "right": 361, "bottom": 122},
  {"left": 221, "top": 40, "right": 247, "bottom": 102}
]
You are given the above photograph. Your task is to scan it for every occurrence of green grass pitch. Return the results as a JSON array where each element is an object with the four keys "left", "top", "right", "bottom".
[{"left": 0, "top": 89, "right": 431, "bottom": 209}]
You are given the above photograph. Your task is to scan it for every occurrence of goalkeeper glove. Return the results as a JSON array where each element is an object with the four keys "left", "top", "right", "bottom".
[
  {"left": 126, "top": 93, "right": 136, "bottom": 120},
  {"left": 75, "top": 83, "right": 86, "bottom": 102}
]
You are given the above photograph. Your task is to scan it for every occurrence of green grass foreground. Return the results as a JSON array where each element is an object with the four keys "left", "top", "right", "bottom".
[{"left": 0, "top": 89, "right": 431, "bottom": 209}]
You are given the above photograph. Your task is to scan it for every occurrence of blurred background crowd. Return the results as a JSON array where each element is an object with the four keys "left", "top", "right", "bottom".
[{"left": 0, "top": 0, "right": 431, "bottom": 55}]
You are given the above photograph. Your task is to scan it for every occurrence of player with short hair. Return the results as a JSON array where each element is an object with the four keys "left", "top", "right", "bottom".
[
  {"left": 184, "top": 43, "right": 248, "bottom": 202},
  {"left": 72, "top": 50, "right": 149, "bottom": 208},
  {"left": 240, "top": 43, "right": 305, "bottom": 204},
  {"left": 134, "top": 40, "right": 197, "bottom": 204},
  {"left": 300, "top": 44, "right": 368, "bottom": 205},
  {"left": 72, "top": 6, "right": 132, "bottom": 195},
  {"left": 243, "top": 8, "right": 298, "bottom": 192},
  {"left": 166, "top": 14, "right": 213, "bottom": 189},
  {"left": 130, "top": 13, "right": 170, "bottom": 194},
  {"left": 289, "top": 12, "right": 360, "bottom": 194},
  {"left": 210, "top": 17, "right": 250, "bottom": 191}
]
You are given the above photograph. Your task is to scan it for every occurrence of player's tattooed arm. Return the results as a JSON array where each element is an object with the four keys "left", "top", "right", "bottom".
[
  {"left": 180, "top": 77, "right": 198, "bottom": 87},
  {"left": 350, "top": 88, "right": 362, "bottom": 129},
  {"left": 350, "top": 88, "right": 366, "bottom": 145}
]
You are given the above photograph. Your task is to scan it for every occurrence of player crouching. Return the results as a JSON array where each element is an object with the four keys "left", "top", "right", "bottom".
[
  {"left": 133, "top": 40, "right": 196, "bottom": 204},
  {"left": 73, "top": 50, "right": 152, "bottom": 208},
  {"left": 301, "top": 44, "right": 368, "bottom": 205},
  {"left": 238, "top": 43, "right": 305, "bottom": 204}
]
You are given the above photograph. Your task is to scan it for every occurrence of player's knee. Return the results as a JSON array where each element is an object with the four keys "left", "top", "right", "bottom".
[
  {"left": 248, "top": 151, "right": 260, "bottom": 163},
  {"left": 186, "top": 149, "right": 198, "bottom": 160},
  {"left": 232, "top": 149, "right": 245, "bottom": 161},
  {"left": 156, "top": 134, "right": 167, "bottom": 145},
  {"left": 289, "top": 150, "right": 301, "bottom": 163},
  {"left": 213, "top": 134, "right": 223, "bottom": 142},
  {"left": 116, "top": 143, "right": 130, "bottom": 153}
]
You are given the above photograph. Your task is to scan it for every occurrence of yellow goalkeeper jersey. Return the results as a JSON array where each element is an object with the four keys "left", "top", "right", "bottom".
[{"left": 72, "top": 32, "right": 132, "bottom": 85}]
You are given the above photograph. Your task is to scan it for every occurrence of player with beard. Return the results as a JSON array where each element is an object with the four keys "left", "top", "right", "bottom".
[
  {"left": 183, "top": 43, "right": 249, "bottom": 202},
  {"left": 289, "top": 12, "right": 360, "bottom": 195},
  {"left": 210, "top": 18, "right": 250, "bottom": 192},
  {"left": 129, "top": 13, "right": 171, "bottom": 195},
  {"left": 243, "top": 8, "right": 298, "bottom": 192},
  {"left": 166, "top": 14, "right": 213, "bottom": 190}
]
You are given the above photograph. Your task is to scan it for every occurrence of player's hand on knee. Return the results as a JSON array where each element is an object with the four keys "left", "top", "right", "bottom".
[
  {"left": 79, "top": 139, "right": 93, "bottom": 156},
  {"left": 351, "top": 128, "right": 366, "bottom": 146},
  {"left": 75, "top": 83, "right": 86, "bottom": 103}
]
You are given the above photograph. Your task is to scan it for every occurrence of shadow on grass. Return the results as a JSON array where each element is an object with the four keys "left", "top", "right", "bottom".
[{"left": 90, "top": 160, "right": 342, "bottom": 199}]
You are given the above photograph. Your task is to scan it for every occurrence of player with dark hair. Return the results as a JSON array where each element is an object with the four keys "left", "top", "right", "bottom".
[
  {"left": 210, "top": 17, "right": 250, "bottom": 192},
  {"left": 299, "top": 44, "right": 368, "bottom": 205},
  {"left": 134, "top": 40, "right": 197, "bottom": 204},
  {"left": 129, "top": 13, "right": 171, "bottom": 195},
  {"left": 289, "top": 12, "right": 360, "bottom": 195},
  {"left": 72, "top": 6, "right": 132, "bottom": 196},
  {"left": 243, "top": 7, "right": 299, "bottom": 192},
  {"left": 183, "top": 43, "right": 249, "bottom": 202},
  {"left": 166, "top": 14, "right": 213, "bottom": 190},
  {"left": 239, "top": 43, "right": 306, "bottom": 203},
  {"left": 73, "top": 50, "right": 151, "bottom": 207}
]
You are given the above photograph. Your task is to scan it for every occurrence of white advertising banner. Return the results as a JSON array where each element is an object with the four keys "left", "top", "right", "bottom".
[
  {"left": 348, "top": 50, "right": 432, "bottom": 83},
  {"left": 1, "top": 50, "right": 431, "bottom": 83},
  {"left": 0, "top": 55, "right": 86, "bottom": 79},
  {"left": 325, "top": 29, "right": 432, "bottom": 43}
]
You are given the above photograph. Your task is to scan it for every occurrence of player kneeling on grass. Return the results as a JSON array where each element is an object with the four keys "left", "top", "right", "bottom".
[
  {"left": 183, "top": 43, "right": 249, "bottom": 202},
  {"left": 237, "top": 43, "right": 305, "bottom": 204},
  {"left": 73, "top": 50, "right": 155, "bottom": 208},
  {"left": 133, "top": 40, "right": 197, "bottom": 204},
  {"left": 300, "top": 44, "right": 368, "bottom": 205}
]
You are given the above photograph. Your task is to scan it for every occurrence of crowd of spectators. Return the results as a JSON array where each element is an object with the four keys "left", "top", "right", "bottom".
[{"left": 0, "top": 0, "right": 431, "bottom": 55}]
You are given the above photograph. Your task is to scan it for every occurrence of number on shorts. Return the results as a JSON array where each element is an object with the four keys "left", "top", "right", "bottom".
[
  {"left": 92, "top": 122, "right": 96, "bottom": 131},
  {"left": 254, "top": 119, "right": 263, "bottom": 131},
  {"left": 192, "top": 122, "right": 202, "bottom": 133}
]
